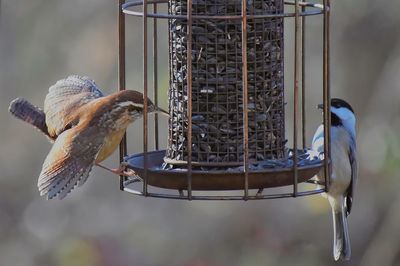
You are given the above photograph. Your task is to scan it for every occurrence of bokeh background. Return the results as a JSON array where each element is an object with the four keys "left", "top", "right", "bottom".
[{"left": 1, "top": 1, "right": 400, "bottom": 265}]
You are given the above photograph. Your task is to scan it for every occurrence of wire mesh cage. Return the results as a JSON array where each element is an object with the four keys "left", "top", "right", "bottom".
[
  {"left": 119, "top": 0, "right": 332, "bottom": 200},
  {"left": 166, "top": 0, "right": 285, "bottom": 166}
]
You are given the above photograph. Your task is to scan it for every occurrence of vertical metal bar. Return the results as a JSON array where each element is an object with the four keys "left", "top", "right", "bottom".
[
  {"left": 118, "top": 0, "right": 127, "bottom": 191},
  {"left": 293, "top": 0, "right": 300, "bottom": 197},
  {"left": 327, "top": 0, "right": 332, "bottom": 189},
  {"left": 241, "top": 0, "right": 249, "bottom": 200},
  {"left": 322, "top": 0, "right": 330, "bottom": 192},
  {"left": 167, "top": 1, "right": 173, "bottom": 157},
  {"left": 186, "top": 0, "right": 193, "bottom": 200},
  {"left": 153, "top": 3, "right": 159, "bottom": 150},
  {"left": 143, "top": 0, "right": 149, "bottom": 196},
  {"left": 301, "top": 5, "right": 306, "bottom": 149}
]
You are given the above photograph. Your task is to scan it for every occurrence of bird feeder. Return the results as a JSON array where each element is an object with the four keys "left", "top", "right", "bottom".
[{"left": 119, "top": 0, "right": 332, "bottom": 200}]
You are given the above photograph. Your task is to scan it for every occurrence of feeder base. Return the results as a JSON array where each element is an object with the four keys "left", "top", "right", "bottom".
[{"left": 124, "top": 150, "right": 324, "bottom": 190}]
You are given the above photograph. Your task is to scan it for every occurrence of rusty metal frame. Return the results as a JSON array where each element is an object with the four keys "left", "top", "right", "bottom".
[
  {"left": 118, "top": 0, "right": 331, "bottom": 200},
  {"left": 323, "top": 0, "right": 331, "bottom": 190},
  {"left": 293, "top": 0, "right": 300, "bottom": 196},
  {"left": 153, "top": 2, "right": 159, "bottom": 151},
  {"left": 142, "top": 0, "right": 149, "bottom": 196},
  {"left": 118, "top": 0, "right": 127, "bottom": 191},
  {"left": 301, "top": 4, "right": 306, "bottom": 150},
  {"left": 186, "top": 0, "right": 193, "bottom": 200},
  {"left": 241, "top": 0, "right": 249, "bottom": 200}
]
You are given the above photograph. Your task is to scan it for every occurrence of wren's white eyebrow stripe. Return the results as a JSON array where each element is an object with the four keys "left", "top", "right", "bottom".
[
  {"left": 117, "top": 101, "right": 144, "bottom": 109},
  {"left": 132, "top": 103, "right": 144, "bottom": 109},
  {"left": 116, "top": 101, "right": 135, "bottom": 108}
]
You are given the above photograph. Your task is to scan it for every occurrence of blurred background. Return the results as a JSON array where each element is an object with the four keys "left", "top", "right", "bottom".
[{"left": 1, "top": 1, "right": 400, "bottom": 265}]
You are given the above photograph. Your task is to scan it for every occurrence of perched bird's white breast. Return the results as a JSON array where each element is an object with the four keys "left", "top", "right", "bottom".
[
  {"left": 313, "top": 125, "right": 352, "bottom": 200},
  {"left": 329, "top": 126, "right": 352, "bottom": 197}
]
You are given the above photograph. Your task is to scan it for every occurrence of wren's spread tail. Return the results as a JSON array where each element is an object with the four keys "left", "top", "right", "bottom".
[
  {"left": 9, "top": 75, "right": 168, "bottom": 200},
  {"left": 9, "top": 98, "right": 54, "bottom": 141}
]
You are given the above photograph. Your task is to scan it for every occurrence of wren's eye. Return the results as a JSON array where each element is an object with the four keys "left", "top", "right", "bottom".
[{"left": 127, "top": 105, "right": 138, "bottom": 112}]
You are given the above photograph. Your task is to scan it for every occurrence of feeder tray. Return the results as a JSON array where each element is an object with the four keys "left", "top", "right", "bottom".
[{"left": 125, "top": 150, "right": 324, "bottom": 190}]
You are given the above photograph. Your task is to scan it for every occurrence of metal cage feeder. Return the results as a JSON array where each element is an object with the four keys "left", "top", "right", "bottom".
[{"left": 118, "top": 0, "right": 332, "bottom": 200}]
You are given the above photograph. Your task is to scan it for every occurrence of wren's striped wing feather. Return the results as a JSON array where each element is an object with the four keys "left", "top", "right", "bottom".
[
  {"left": 8, "top": 98, "right": 54, "bottom": 141},
  {"left": 44, "top": 75, "right": 104, "bottom": 138},
  {"left": 38, "top": 123, "right": 103, "bottom": 199}
]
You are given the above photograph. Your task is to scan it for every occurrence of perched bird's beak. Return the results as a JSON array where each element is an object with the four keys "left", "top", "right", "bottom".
[
  {"left": 317, "top": 103, "right": 324, "bottom": 110},
  {"left": 155, "top": 106, "right": 169, "bottom": 116}
]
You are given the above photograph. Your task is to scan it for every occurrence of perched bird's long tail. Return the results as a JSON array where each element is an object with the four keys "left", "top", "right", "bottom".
[
  {"left": 331, "top": 199, "right": 351, "bottom": 261},
  {"left": 9, "top": 98, "right": 54, "bottom": 141}
]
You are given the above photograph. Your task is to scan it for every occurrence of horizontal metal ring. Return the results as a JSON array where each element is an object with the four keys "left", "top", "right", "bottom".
[
  {"left": 122, "top": 0, "right": 328, "bottom": 20},
  {"left": 123, "top": 187, "right": 326, "bottom": 200}
]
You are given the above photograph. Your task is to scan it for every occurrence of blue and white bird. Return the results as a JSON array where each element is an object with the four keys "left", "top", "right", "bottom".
[{"left": 312, "top": 98, "right": 358, "bottom": 261}]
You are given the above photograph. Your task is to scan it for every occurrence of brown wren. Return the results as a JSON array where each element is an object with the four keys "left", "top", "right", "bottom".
[{"left": 9, "top": 75, "right": 168, "bottom": 199}]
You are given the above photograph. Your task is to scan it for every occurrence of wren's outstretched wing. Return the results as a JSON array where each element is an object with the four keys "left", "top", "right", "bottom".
[
  {"left": 37, "top": 121, "right": 104, "bottom": 200},
  {"left": 44, "top": 75, "right": 104, "bottom": 138},
  {"left": 9, "top": 98, "right": 54, "bottom": 141}
]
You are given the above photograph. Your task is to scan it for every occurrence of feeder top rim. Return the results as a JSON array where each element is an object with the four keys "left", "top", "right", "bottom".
[{"left": 122, "top": 0, "right": 329, "bottom": 20}]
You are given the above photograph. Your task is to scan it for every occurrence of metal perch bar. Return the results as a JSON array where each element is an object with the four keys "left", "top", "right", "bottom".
[{"left": 118, "top": 0, "right": 127, "bottom": 191}]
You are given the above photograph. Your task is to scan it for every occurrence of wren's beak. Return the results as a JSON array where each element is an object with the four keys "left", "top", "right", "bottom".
[
  {"left": 317, "top": 103, "right": 324, "bottom": 110},
  {"left": 155, "top": 106, "right": 169, "bottom": 117}
]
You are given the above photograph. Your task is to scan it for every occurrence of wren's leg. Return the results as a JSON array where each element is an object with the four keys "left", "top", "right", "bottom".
[
  {"left": 117, "top": 162, "right": 143, "bottom": 185},
  {"left": 95, "top": 162, "right": 140, "bottom": 179}
]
